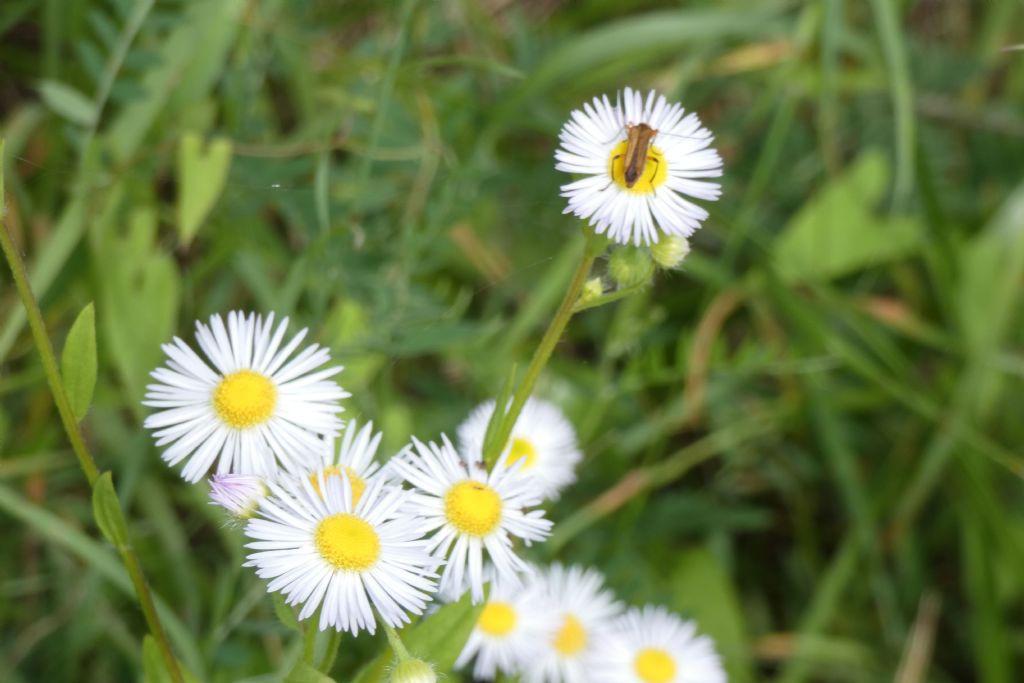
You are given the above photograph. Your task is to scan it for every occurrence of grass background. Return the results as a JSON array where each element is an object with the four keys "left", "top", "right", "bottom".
[{"left": 2, "top": 0, "right": 1024, "bottom": 681}]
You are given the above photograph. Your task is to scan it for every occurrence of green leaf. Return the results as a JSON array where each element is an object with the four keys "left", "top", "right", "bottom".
[
  {"left": 352, "top": 591, "right": 485, "bottom": 683},
  {"left": 61, "top": 302, "right": 97, "bottom": 422},
  {"left": 37, "top": 79, "right": 98, "bottom": 127},
  {"left": 284, "top": 661, "right": 337, "bottom": 683},
  {"left": 772, "top": 151, "right": 922, "bottom": 283},
  {"left": 176, "top": 132, "right": 232, "bottom": 244},
  {"left": 142, "top": 635, "right": 202, "bottom": 683},
  {"left": 91, "top": 199, "right": 180, "bottom": 408},
  {"left": 91, "top": 471, "right": 129, "bottom": 547},
  {"left": 272, "top": 592, "right": 301, "bottom": 632},
  {"left": 671, "top": 547, "right": 753, "bottom": 683}
]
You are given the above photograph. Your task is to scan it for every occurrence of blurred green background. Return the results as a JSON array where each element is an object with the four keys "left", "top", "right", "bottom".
[{"left": 2, "top": 0, "right": 1024, "bottom": 681}]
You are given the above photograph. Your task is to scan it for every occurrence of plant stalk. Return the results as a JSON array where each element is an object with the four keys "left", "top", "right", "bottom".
[
  {"left": 0, "top": 139, "right": 185, "bottom": 683},
  {"left": 484, "top": 230, "right": 605, "bottom": 465}
]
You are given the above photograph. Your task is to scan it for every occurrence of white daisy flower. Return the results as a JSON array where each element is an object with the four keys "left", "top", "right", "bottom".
[
  {"left": 304, "top": 419, "right": 387, "bottom": 505},
  {"left": 456, "top": 577, "right": 546, "bottom": 680},
  {"left": 523, "top": 564, "right": 623, "bottom": 683},
  {"left": 590, "top": 605, "right": 726, "bottom": 683},
  {"left": 457, "top": 397, "right": 582, "bottom": 501},
  {"left": 555, "top": 87, "right": 723, "bottom": 246},
  {"left": 143, "top": 311, "right": 349, "bottom": 482},
  {"left": 209, "top": 473, "right": 268, "bottom": 520},
  {"left": 390, "top": 435, "right": 552, "bottom": 603},
  {"left": 243, "top": 472, "right": 439, "bottom": 635}
]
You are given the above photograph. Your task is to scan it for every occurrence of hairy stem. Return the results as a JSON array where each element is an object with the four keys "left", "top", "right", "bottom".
[
  {"left": 483, "top": 230, "right": 605, "bottom": 466},
  {"left": 0, "top": 139, "right": 185, "bottom": 683}
]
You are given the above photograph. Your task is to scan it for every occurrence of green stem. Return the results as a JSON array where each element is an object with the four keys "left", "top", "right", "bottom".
[
  {"left": 0, "top": 139, "right": 185, "bottom": 683},
  {"left": 483, "top": 230, "right": 605, "bottom": 466},
  {"left": 303, "top": 619, "right": 319, "bottom": 664},
  {"left": 383, "top": 622, "right": 411, "bottom": 662},
  {"left": 317, "top": 628, "right": 343, "bottom": 673},
  {"left": 572, "top": 282, "right": 647, "bottom": 313}
]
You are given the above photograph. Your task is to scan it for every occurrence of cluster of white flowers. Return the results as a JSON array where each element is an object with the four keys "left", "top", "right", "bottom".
[
  {"left": 143, "top": 87, "right": 726, "bottom": 681},
  {"left": 456, "top": 565, "right": 725, "bottom": 683},
  {"left": 144, "top": 312, "right": 583, "bottom": 636}
]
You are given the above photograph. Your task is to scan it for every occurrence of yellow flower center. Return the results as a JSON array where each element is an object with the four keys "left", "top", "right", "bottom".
[
  {"left": 507, "top": 436, "right": 538, "bottom": 470},
  {"left": 212, "top": 370, "right": 277, "bottom": 428},
  {"left": 310, "top": 465, "right": 366, "bottom": 505},
  {"left": 609, "top": 140, "right": 669, "bottom": 194},
  {"left": 553, "top": 614, "right": 587, "bottom": 655},
  {"left": 444, "top": 480, "right": 502, "bottom": 537},
  {"left": 314, "top": 513, "right": 380, "bottom": 571},
  {"left": 478, "top": 601, "right": 517, "bottom": 636},
  {"left": 634, "top": 647, "right": 677, "bottom": 683}
]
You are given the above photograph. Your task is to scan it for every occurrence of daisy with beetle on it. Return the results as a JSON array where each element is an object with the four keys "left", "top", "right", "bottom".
[
  {"left": 457, "top": 396, "right": 582, "bottom": 501},
  {"left": 143, "top": 311, "right": 349, "bottom": 482},
  {"left": 555, "top": 87, "right": 723, "bottom": 246},
  {"left": 522, "top": 564, "right": 623, "bottom": 683},
  {"left": 243, "top": 470, "right": 439, "bottom": 635},
  {"left": 591, "top": 605, "right": 726, "bottom": 683},
  {"left": 390, "top": 435, "right": 553, "bottom": 603}
]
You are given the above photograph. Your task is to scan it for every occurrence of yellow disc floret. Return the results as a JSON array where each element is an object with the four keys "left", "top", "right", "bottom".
[
  {"left": 553, "top": 614, "right": 587, "bottom": 655},
  {"left": 478, "top": 601, "right": 517, "bottom": 636},
  {"left": 310, "top": 465, "right": 367, "bottom": 505},
  {"left": 609, "top": 141, "right": 668, "bottom": 194},
  {"left": 314, "top": 513, "right": 380, "bottom": 571},
  {"left": 213, "top": 370, "right": 277, "bottom": 428},
  {"left": 507, "top": 437, "right": 538, "bottom": 470},
  {"left": 444, "top": 480, "right": 502, "bottom": 537},
  {"left": 634, "top": 647, "right": 676, "bottom": 683}
]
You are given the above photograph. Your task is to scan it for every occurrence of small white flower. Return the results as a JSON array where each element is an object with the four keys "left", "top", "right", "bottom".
[
  {"left": 522, "top": 564, "right": 623, "bottom": 683},
  {"left": 209, "top": 473, "right": 267, "bottom": 519},
  {"left": 390, "top": 435, "right": 552, "bottom": 603},
  {"left": 455, "top": 578, "right": 547, "bottom": 680},
  {"left": 304, "top": 419, "right": 387, "bottom": 506},
  {"left": 590, "top": 605, "right": 726, "bottom": 683},
  {"left": 457, "top": 398, "right": 582, "bottom": 501},
  {"left": 555, "top": 87, "right": 723, "bottom": 246},
  {"left": 143, "top": 311, "right": 349, "bottom": 482},
  {"left": 243, "top": 472, "right": 438, "bottom": 635}
]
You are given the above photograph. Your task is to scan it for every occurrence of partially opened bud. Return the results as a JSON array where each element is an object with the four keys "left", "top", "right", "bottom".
[
  {"left": 209, "top": 473, "right": 267, "bottom": 520},
  {"left": 608, "top": 247, "right": 654, "bottom": 289},
  {"left": 650, "top": 235, "right": 691, "bottom": 270},
  {"left": 390, "top": 658, "right": 437, "bottom": 683},
  {"left": 578, "top": 277, "right": 605, "bottom": 306}
]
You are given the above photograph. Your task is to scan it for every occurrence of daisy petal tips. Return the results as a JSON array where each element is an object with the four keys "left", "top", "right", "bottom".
[
  {"left": 555, "top": 87, "right": 723, "bottom": 246},
  {"left": 244, "top": 473, "right": 439, "bottom": 635},
  {"left": 143, "top": 311, "right": 350, "bottom": 482},
  {"left": 591, "top": 605, "right": 726, "bottom": 683},
  {"left": 390, "top": 435, "right": 553, "bottom": 604}
]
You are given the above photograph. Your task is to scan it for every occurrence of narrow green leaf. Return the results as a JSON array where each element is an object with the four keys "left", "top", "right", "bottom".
[
  {"left": 176, "top": 132, "right": 232, "bottom": 244},
  {"left": 671, "top": 548, "right": 753, "bottom": 683},
  {"left": 92, "top": 471, "right": 129, "bottom": 547},
  {"left": 142, "top": 636, "right": 202, "bottom": 683},
  {"left": 284, "top": 661, "right": 337, "bottom": 683},
  {"left": 352, "top": 592, "right": 485, "bottom": 683},
  {"left": 61, "top": 302, "right": 97, "bottom": 422},
  {"left": 37, "top": 79, "right": 98, "bottom": 127},
  {"left": 272, "top": 592, "right": 301, "bottom": 632}
]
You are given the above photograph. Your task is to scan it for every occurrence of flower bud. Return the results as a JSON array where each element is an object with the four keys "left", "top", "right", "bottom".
[
  {"left": 389, "top": 658, "right": 437, "bottom": 683},
  {"left": 650, "top": 235, "right": 690, "bottom": 270},
  {"left": 608, "top": 247, "right": 654, "bottom": 289},
  {"left": 209, "top": 473, "right": 267, "bottom": 520},
  {"left": 577, "top": 277, "right": 604, "bottom": 306}
]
